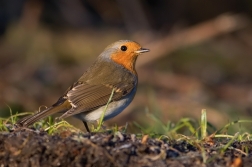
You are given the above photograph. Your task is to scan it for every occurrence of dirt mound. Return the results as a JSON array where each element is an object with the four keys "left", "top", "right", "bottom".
[{"left": 0, "top": 129, "right": 250, "bottom": 167}]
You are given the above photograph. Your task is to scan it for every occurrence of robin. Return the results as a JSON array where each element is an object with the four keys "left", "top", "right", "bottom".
[{"left": 16, "top": 40, "right": 149, "bottom": 132}]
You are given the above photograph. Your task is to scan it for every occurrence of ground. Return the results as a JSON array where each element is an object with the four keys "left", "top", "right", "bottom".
[{"left": 0, "top": 128, "right": 250, "bottom": 167}]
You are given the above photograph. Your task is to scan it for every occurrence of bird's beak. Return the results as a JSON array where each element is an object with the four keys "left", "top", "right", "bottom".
[{"left": 134, "top": 48, "right": 150, "bottom": 54}]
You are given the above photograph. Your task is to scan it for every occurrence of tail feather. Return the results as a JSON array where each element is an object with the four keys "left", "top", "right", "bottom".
[{"left": 16, "top": 102, "right": 71, "bottom": 127}]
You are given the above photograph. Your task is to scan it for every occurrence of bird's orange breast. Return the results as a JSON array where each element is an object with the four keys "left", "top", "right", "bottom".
[{"left": 111, "top": 52, "right": 137, "bottom": 74}]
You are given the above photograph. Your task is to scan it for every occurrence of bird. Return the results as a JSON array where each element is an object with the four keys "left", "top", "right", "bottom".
[{"left": 16, "top": 40, "right": 149, "bottom": 132}]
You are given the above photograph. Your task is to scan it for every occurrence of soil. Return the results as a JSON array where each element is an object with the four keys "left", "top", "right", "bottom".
[{"left": 0, "top": 129, "right": 251, "bottom": 167}]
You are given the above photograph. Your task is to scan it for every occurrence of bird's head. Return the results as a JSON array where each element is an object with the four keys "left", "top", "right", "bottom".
[{"left": 100, "top": 40, "right": 149, "bottom": 73}]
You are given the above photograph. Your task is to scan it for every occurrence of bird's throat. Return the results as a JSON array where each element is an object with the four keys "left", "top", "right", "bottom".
[{"left": 111, "top": 53, "right": 137, "bottom": 74}]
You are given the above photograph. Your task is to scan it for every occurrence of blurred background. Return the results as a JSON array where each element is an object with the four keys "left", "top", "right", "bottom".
[{"left": 0, "top": 0, "right": 252, "bottom": 133}]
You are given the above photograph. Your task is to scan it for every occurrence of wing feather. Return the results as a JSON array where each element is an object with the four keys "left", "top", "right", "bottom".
[{"left": 60, "top": 82, "right": 134, "bottom": 118}]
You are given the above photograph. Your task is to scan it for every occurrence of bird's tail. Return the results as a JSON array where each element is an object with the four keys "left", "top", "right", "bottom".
[{"left": 16, "top": 101, "right": 71, "bottom": 127}]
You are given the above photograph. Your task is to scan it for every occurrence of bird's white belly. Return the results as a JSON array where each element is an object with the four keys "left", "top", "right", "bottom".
[{"left": 75, "top": 89, "right": 136, "bottom": 122}]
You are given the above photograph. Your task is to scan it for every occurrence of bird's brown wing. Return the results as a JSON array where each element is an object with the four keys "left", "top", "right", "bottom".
[{"left": 59, "top": 82, "right": 134, "bottom": 119}]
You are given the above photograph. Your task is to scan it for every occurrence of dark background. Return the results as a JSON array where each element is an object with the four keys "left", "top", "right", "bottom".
[{"left": 0, "top": 0, "right": 252, "bottom": 132}]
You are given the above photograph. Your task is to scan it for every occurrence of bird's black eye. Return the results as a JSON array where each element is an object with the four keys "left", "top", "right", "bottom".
[{"left": 121, "top": 45, "right": 127, "bottom": 51}]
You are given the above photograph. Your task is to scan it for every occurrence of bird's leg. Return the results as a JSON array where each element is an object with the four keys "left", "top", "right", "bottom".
[{"left": 83, "top": 121, "right": 90, "bottom": 133}]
